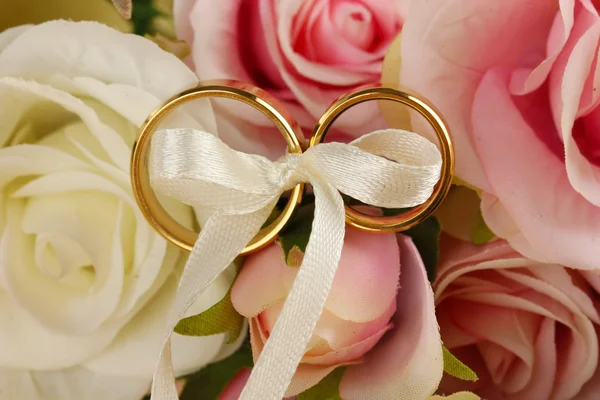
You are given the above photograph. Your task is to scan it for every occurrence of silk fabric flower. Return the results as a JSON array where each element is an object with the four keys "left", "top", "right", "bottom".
[
  {"left": 435, "top": 236, "right": 600, "bottom": 399},
  {"left": 0, "top": 21, "right": 242, "bottom": 400},
  {"left": 400, "top": 0, "right": 600, "bottom": 270},
  {"left": 174, "top": 0, "right": 407, "bottom": 159},
  {"left": 230, "top": 229, "right": 443, "bottom": 399}
]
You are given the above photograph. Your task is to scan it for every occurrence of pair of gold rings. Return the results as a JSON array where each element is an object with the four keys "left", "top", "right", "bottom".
[{"left": 130, "top": 80, "right": 455, "bottom": 255}]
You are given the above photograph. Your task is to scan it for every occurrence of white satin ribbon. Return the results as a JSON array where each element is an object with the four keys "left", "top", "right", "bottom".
[{"left": 148, "top": 128, "right": 442, "bottom": 400}]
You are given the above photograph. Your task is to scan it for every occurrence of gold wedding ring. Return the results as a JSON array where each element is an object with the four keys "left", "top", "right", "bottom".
[
  {"left": 132, "top": 81, "right": 454, "bottom": 253},
  {"left": 131, "top": 80, "right": 304, "bottom": 254},
  {"left": 310, "top": 85, "right": 455, "bottom": 232}
]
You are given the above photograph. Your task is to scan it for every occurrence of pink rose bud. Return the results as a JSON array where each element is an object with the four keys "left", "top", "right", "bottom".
[{"left": 231, "top": 228, "right": 444, "bottom": 398}]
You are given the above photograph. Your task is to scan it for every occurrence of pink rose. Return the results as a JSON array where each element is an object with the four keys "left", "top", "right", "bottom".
[
  {"left": 400, "top": 0, "right": 600, "bottom": 269},
  {"left": 230, "top": 229, "right": 443, "bottom": 399},
  {"left": 217, "top": 368, "right": 253, "bottom": 400},
  {"left": 174, "top": 0, "right": 406, "bottom": 157},
  {"left": 435, "top": 236, "right": 600, "bottom": 399},
  {"left": 217, "top": 368, "right": 296, "bottom": 400}
]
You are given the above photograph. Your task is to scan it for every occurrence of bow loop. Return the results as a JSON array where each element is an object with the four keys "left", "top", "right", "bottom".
[
  {"left": 303, "top": 129, "right": 442, "bottom": 208},
  {"left": 150, "top": 128, "right": 286, "bottom": 215}
]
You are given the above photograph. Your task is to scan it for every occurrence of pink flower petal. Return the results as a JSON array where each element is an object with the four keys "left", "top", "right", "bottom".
[
  {"left": 173, "top": 0, "right": 196, "bottom": 59},
  {"left": 549, "top": 1, "right": 600, "bottom": 206},
  {"left": 256, "top": 302, "right": 330, "bottom": 357},
  {"left": 302, "top": 323, "right": 391, "bottom": 366},
  {"left": 448, "top": 302, "right": 539, "bottom": 379},
  {"left": 576, "top": 326, "right": 600, "bottom": 400},
  {"left": 217, "top": 368, "right": 251, "bottom": 400},
  {"left": 231, "top": 243, "right": 295, "bottom": 318},
  {"left": 248, "top": 318, "right": 265, "bottom": 361},
  {"left": 435, "top": 238, "right": 599, "bottom": 399},
  {"left": 234, "top": 227, "right": 399, "bottom": 324},
  {"left": 324, "top": 228, "right": 400, "bottom": 323},
  {"left": 400, "top": 0, "right": 561, "bottom": 188},
  {"left": 509, "top": 0, "right": 576, "bottom": 95},
  {"left": 314, "top": 300, "right": 396, "bottom": 351},
  {"left": 275, "top": 0, "right": 381, "bottom": 85},
  {"left": 506, "top": 318, "right": 556, "bottom": 400},
  {"left": 340, "top": 235, "right": 443, "bottom": 400},
  {"left": 473, "top": 69, "right": 600, "bottom": 270}
]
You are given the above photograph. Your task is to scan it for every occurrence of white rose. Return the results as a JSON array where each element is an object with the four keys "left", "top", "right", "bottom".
[{"left": 0, "top": 21, "right": 242, "bottom": 400}]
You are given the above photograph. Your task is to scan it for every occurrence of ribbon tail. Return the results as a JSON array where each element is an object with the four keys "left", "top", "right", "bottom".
[
  {"left": 240, "top": 180, "right": 346, "bottom": 400},
  {"left": 151, "top": 205, "right": 275, "bottom": 400}
]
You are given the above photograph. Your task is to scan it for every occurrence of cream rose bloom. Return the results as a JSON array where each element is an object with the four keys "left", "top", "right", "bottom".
[{"left": 0, "top": 21, "right": 240, "bottom": 400}]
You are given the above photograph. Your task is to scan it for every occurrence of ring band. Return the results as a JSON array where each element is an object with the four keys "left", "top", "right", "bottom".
[
  {"left": 131, "top": 80, "right": 304, "bottom": 254},
  {"left": 310, "top": 85, "right": 455, "bottom": 232}
]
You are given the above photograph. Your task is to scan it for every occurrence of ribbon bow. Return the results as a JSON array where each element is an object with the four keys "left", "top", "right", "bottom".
[{"left": 149, "top": 128, "right": 442, "bottom": 400}]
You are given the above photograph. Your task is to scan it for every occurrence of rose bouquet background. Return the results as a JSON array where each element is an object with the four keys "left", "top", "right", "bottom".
[{"left": 1, "top": 0, "right": 600, "bottom": 399}]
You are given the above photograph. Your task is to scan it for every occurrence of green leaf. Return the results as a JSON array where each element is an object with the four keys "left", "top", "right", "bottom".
[
  {"left": 129, "top": 0, "right": 163, "bottom": 35},
  {"left": 179, "top": 340, "right": 254, "bottom": 400},
  {"left": 443, "top": 345, "right": 479, "bottom": 382},
  {"left": 403, "top": 216, "right": 441, "bottom": 282},
  {"left": 297, "top": 368, "right": 345, "bottom": 400},
  {"left": 470, "top": 212, "right": 495, "bottom": 245},
  {"left": 278, "top": 203, "right": 315, "bottom": 267},
  {"left": 174, "top": 289, "right": 243, "bottom": 344}
]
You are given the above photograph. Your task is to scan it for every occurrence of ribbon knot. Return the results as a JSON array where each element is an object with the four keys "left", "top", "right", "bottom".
[
  {"left": 271, "top": 153, "right": 307, "bottom": 191},
  {"left": 148, "top": 127, "right": 442, "bottom": 400}
]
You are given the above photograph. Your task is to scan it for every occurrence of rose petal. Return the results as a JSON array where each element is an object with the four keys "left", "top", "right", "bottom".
[
  {"left": 0, "top": 21, "right": 198, "bottom": 102},
  {"left": 231, "top": 242, "right": 295, "bottom": 318},
  {"left": 0, "top": 77, "right": 129, "bottom": 171},
  {"left": 323, "top": 228, "right": 400, "bottom": 322},
  {"left": 269, "top": 0, "right": 387, "bottom": 129},
  {"left": 0, "top": 25, "right": 31, "bottom": 53},
  {"left": 528, "top": 265, "right": 600, "bottom": 323},
  {"left": 31, "top": 367, "right": 150, "bottom": 400},
  {"left": 85, "top": 271, "right": 232, "bottom": 378},
  {"left": 0, "top": 290, "right": 120, "bottom": 370},
  {"left": 474, "top": 69, "right": 600, "bottom": 269},
  {"left": 234, "top": 228, "right": 399, "bottom": 323},
  {"left": 509, "top": 0, "right": 576, "bottom": 95},
  {"left": 448, "top": 302, "right": 538, "bottom": 382},
  {"left": 302, "top": 323, "right": 391, "bottom": 366},
  {"left": 313, "top": 300, "right": 395, "bottom": 351},
  {"left": 276, "top": 0, "right": 382, "bottom": 84},
  {"left": 70, "top": 77, "right": 217, "bottom": 135},
  {"left": 340, "top": 235, "right": 443, "bottom": 400},
  {"left": 173, "top": 0, "right": 196, "bottom": 54},
  {"left": 436, "top": 240, "right": 599, "bottom": 399},
  {"left": 4, "top": 196, "right": 126, "bottom": 332},
  {"left": 400, "top": 0, "right": 559, "bottom": 188},
  {"left": 510, "top": 318, "right": 556, "bottom": 400},
  {"left": 549, "top": 2, "right": 600, "bottom": 206},
  {"left": 0, "top": 144, "right": 89, "bottom": 185},
  {"left": 576, "top": 327, "right": 600, "bottom": 400},
  {"left": 218, "top": 368, "right": 252, "bottom": 400}
]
